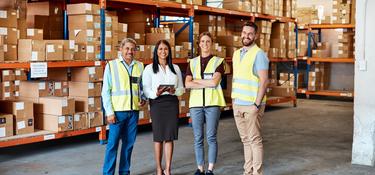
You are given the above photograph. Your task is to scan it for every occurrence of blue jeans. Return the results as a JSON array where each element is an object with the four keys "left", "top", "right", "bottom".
[
  {"left": 190, "top": 106, "right": 221, "bottom": 166},
  {"left": 103, "top": 111, "right": 139, "bottom": 175}
]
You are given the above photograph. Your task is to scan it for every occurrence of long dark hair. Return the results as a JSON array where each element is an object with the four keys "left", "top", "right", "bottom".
[{"left": 152, "top": 40, "right": 176, "bottom": 74}]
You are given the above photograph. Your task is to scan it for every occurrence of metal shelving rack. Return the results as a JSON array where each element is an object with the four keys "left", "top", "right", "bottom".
[
  {"left": 0, "top": 0, "right": 297, "bottom": 148},
  {"left": 297, "top": 24, "right": 355, "bottom": 98}
]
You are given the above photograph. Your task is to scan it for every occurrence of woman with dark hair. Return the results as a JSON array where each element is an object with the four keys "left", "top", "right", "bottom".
[
  {"left": 142, "top": 40, "right": 184, "bottom": 175},
  {"left": 185, "top": 32, "right": 226, "bottom": 175}
]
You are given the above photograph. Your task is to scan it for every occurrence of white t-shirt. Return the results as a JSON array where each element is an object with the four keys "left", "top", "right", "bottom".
[{"left": 142, "top": 63, "right": 184, "bottom": 99}]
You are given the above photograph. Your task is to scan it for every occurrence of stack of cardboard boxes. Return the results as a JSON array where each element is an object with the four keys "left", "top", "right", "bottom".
[
  {"left": 278, "top": 72, "right": 294, "bottom": 87},
  {"left": 69, "top": 66, "right": 104, "bottom": 128},
  {"left": 296, "top": 7, "right": 319, "bottom": 26},
  {"left": 0, "top": 9, "right": 19, "bottom": 61},
  {"left": 336, "top": 29, "right": 354, "bottom": 58},
  {"left": 270, "top": 22, "right": 287, "bottom": 58},
  {"left": 1, "top": 69, "right": 27, "bottom": 100},
  {"left": 297, "top": 33, "right": 308, "bottom": 57},
  {"left": 174, "top": 43, "right": 191, "bottom": 59},
  {"left": 223, "top": 0, "right": 251, "bottom": 12},
  {"left": 0, "top": 100, "right": 34, "bottom": 136},
  {"left": 308, "top": 62, "right": 330, "bottom": 91},
  {"left": 286, "top": 22, "right": 296, "bottom": 59},
  {"left": 332, "top": 0, "right": 352, "bottom": 24},
  {"left": 255, "top": 20, "right": 272, "bottom": 54},
  {"left": 269, "top": 63, "right": 277, "bottom": 86},
  {"left": 68, "top": 3, "right": 101, "bottom": 61},
  {"left": 312, "top": 42, "right": 331, "bottom": 58},
  {"left": 273, "top": 0, "right": 283, "bottom": 17},
  {"left": 118, "top": 10, "right": 153, "bottom": 46}
]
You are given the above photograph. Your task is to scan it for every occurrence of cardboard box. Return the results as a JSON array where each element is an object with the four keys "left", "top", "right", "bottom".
[
  {"left": 118, "top": 10, "right": 152, "bottom": 23},
  {"left": 15, "top": 117, "right": 34, "bottom": 135},
  {"left": 127, "top": 33, "right": 146, "bottom": 45},
  {"left": 1, "top": 70, "right": 15, "bottom": 81},
  {"left": 0, "top": 88, "right": 13, "bottom": 100},
  {"left": 172, "top": 23, "right": 199, "bottom": 35},
  {"left": 46, "top": 68, "right": 68, "bottom": 81},
  {"left": 69, "top": 82, "right": 102, "bottom": 97},
  {"left": 63, "top": 40, "right": 75, "bottom": 60},
  {"left": 35, "top": 114, "right": 73, "bottom": 132},
  {"left": 216, "top": 36, "right": 242, "bottom": 47},
  {"left": 4, "top": 44, "right": 17, "bottom": 61},
  {"left": 15, "top": 69, "right": 27, "bottom": 81},
  {"left": 1, "top": 81, "right": 14, "bottom": 93},
  {"left": 0, "top": 113, "right": 13, "bottom": 137},
  {"left": 14, "top": 80, "right": 20, "bottom": 91},
  {"left": 0, "top": 100, "right": 33, "bottom": 120},
  {"left": 1, "top": 27, "right": 18, "bottom": 45},
  {"left": 27, "top": 1, "right": 63, "bottom": 17},
  {"left": 69, "top": 29, "right": 100, "bottom": 44},
  {"left": 67, "top": 3, "right": 100, "bottom": 15},
  {"left": 71, "top": 67, "right": 103, "bottom": 82},
  {"left": 19, "top": 81, "right": 49, "bottom": 98},
  {"left": 0, "top": 10, "right": 17, "bottom": 28},
  {"left": 45, "top": 43, "right": 64, "bottom": 61},
  {"left": 74, "top": 97, "right": 102, "bottom": 112},
  {"left": 73, "top": 112, "right": 88, "bottom": 130},
  {"left": 88, "top": 111, "right": 104, "bottom": 128},
  {"left": 18, "top": 39, "right": 46, "bottom": 62},
  {"left": 73, "top": 43, "right": 98, "bottom": 60},
  {"left": 68, "top": 15, "right": 100, "bottom": 30},
  {"left": 26, "top": 29, "right": 43, "bottom": 40},
  {"left": 146, "top": 33, "right": 175, "bottom": 46},
  {"left": 139, "top": 103, "right": 150, "bottom": 119},
  {"left": 53, "top": 81, "right": 69, "bottom": 97},
  {"left": 35, "top": 97, "right": 74, "bottom": 115},
  {"left": 270, "top": 86, "right": 295, "bottom": 97}
]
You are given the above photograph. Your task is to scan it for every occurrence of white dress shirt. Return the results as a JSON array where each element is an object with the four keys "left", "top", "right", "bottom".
[{"left": 142, "top": 63, "right": 184, "bottom": 99}]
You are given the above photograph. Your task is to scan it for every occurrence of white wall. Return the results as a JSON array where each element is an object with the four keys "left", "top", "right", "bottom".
[{"left": 352, "top": 0, "right": 375, "bottom": 166}]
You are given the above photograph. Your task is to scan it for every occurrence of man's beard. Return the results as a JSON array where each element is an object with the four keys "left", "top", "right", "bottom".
[{"left": 242, "top": 38, "right": 254, "bottom": 47}]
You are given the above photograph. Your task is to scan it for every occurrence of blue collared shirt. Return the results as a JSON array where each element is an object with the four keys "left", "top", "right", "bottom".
[
  {"left": 102, "top": 56, "right": 140, "bottom": 116},
  {"left": 234, "top": 46, "right": 269, "bottom": 106}
]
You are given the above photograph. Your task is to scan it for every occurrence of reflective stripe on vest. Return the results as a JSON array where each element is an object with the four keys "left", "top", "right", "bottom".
[
  {"left": 189, "top": 56, "right": 226, "bottom": 108},
  {"left": 231, "top": 45, "right": 267, "bottom": 103},
  {"left": 109, "top": 59, "right": 144, "bottom": 111}
]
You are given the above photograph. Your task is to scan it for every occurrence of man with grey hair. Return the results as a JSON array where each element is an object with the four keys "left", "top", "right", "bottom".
[{"left": 102, "top": 38, "right": 146, "bottom": 175}]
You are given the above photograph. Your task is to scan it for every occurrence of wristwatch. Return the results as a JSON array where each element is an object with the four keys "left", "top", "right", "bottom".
[{"left": 253, "top": 103, "right": 260, "bottom": 109}]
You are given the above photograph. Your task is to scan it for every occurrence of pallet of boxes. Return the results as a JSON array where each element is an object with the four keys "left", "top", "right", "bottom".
[
  {"left": 267, "top": 64, "right": 296, "bottom": 98},
  {"left": 0, "top": 69, "right": 33, "bottom": 138}
]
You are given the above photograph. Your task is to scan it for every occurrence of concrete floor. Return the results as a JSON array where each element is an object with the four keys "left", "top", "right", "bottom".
[{"left": 1, "top": 99, "right": 375, "bottom": 175}]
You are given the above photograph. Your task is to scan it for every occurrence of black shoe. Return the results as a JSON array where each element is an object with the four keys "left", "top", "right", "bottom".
[
  {"left": 194, "top": 169, "right": 205, "bottom": 175},
  {"left": 205, "top": 170, "right": 214, "bottom": 175}
]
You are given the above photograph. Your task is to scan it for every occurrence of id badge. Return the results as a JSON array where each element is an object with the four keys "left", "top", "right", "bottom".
[
  {"left": 203, "top": 73, "right": 214, "bottom": 80},
  {"left": 130, "top": 76, "right": 140, "bottom": 84}
]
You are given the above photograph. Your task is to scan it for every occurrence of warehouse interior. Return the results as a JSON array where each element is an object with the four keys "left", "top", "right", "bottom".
[{"left": 0, "top": 0, "right": 375, "bottom": 174}]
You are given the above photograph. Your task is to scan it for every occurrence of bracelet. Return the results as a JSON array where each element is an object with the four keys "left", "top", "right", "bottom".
[{"left": 253, "top": 103, "right": 260, "bottom": 109}]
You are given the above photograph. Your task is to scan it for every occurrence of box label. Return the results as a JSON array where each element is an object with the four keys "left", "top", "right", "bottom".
[
  {"left": 4, "top": 81, "right": 10, "bottom": 87},
  {"left": 86, "top": 15, "right": 93, "bottom": 22},
  {"left": 58, "top": 116, "right": 65, "bottom": 124},
  {"left": 3, "top": 44, "right": 7, "bottom": 52},
  {"left": 105, "top": 31, "right": 112, "bottom": 37},
  {"left": 123, "top": 24, "right": 128, "bottom": 32},
  {"left": 39, "top": 82, "right": 46, "bottom": 90},
  {"left": 17, "top": 121, "right": 26, "bottom": 129},
  {"left": 44, "top": 134, "right": 55, "bottom": 140},
  {"left": 74, "top": 114, "right": 80, "bottom": 121},
  {"left": 88, "top": 98, "right": 94, "bottom": 105},
  {"left": 180, "top": 101, "right": 186, "bottom": 107},
  {"left": 4, "top": 92, "right": 10, "bottom": 98},
  {"left": 15, "top": 70, "right": 21, "bottom": 76},
  {"left": 55, "top": 82, "right": 61, "bottom": 89},
  {"left": 47, "top": 45, "right": 55, "bottom": 53},
  {"left": 27, "top": 29, "right": 35, "bottom": 36},
  {"left": 105, "top": 45, "right": 111, "bottom": 52},
  {"left": 0, "top": 127, "right": 5, "bottom": 137},
  {"left": 85, "top": 3, "right": 92, "bottom": 11},
  {"left": 88, "top": 67, "right": 96, "bottom": 74},
  {"left": 69, "top": 40, "right": 75, "bottom": 50},
  {"left": 0, "top": 10, "right": 7, "bottom": 18},
  {"left": 15, "top": 91, "right": 19, "bottom": 97},
  {"left": 14, "top": 80, "right": 20, "bottom": 86},
  {"left": 88, "top": 83, "right": 94, "bottom": 89},
  {"left": 16, "top": 102, "right": 24, "bottom": 110},
  {"left": 3, "top": 70, "right": 9, "bottom": 76},
  {"left": 96, "top": 127, "right": 101, "bottom": 132},
  {"left": 30, "top": 62, "right": 48, "bottom": 78},
  {"left": 87, "top": 30, "right": 94, "bottom": 37},
  {"left": 31, "top": 51, "right": 38, "bottom": 61},
  {"left": 87, "top": 46, "right": 94, "bottom": 53},
  {"left": 61, "top": 99, "right": 68, "bottom": 107},
  {"left": 135, "top": 33, "right": 140, "bottom": 39},
  {"left": 0, "top": 27, "right": 7, "bottom": 35}
]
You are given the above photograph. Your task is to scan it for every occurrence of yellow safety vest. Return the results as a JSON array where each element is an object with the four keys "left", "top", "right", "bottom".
[
  {"left": 189, "top": 56, "right": 226, "bottom": 108},
  {"left": 108, "top": 58, "right": 144, "bottom": 111},
  {"left": 231, "top": 45, "right": 267, "bottom": 104}
]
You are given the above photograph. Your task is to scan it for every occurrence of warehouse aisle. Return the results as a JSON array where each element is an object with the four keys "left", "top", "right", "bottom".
[{"left": 1, "top": 99, "right": 374, "bottom": 175}]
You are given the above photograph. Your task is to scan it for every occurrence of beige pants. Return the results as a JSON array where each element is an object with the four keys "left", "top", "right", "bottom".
[{"left": 233, "top": 104, "right": 265, "bottom": 175}]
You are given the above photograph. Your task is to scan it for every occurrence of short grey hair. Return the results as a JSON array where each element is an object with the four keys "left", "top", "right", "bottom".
[{"left": 120, "top": 38, "right": 137, "bottom": 48}]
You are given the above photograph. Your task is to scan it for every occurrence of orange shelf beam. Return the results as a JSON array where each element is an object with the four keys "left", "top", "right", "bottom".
[
  {"left": 269, "top": 58, "right": 297, "bottom": 62},
  {"left": 309, "top": 24, "right": 355, "bottom": 29},
  {"left": 266, "top": 96, "right": 297, "bottom": 106},
  {"left": 306, "top": 90, "right": 354, "bottom": 97},
  {"left": 0, "top": 127, "right": 105, "bottom": 148},
  {"left": 0, "top": 61, "right": 105, "bottom": 70},
  {"left": 308, "top": 57, "right": 354, "bottom": 63}
]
